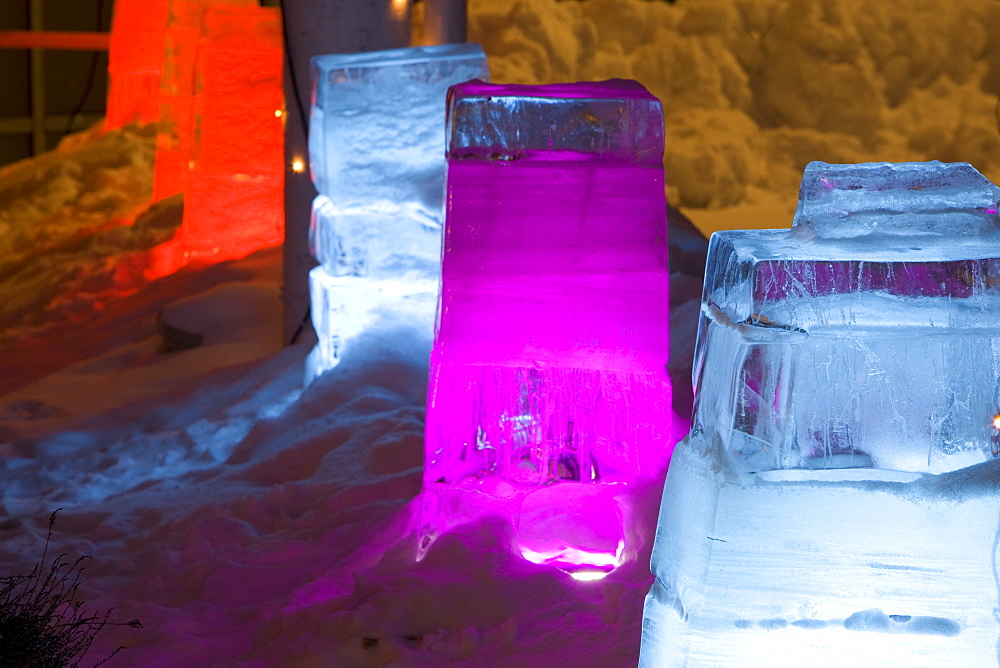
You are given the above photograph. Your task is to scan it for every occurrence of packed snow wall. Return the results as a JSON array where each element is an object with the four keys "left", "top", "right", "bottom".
[{"left": 469, "top": 0, "right": 1000, "bottom": 219}]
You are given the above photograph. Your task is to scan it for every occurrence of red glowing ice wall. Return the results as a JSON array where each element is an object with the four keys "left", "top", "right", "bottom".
[
  {"left": 106, "top": 0, "right": 169, "bottom": 129},
  {"left": 151, "top": 0, "right": 284, "bottom": 268},
  {"left": 153, "top": 0, "right": 209, "bottom": 203},
  {"left": 180, "top": 5, "right": 284, "bottom": 260},
  {"left": 421, "top": 80, "right": 673, "bottom": 573}
]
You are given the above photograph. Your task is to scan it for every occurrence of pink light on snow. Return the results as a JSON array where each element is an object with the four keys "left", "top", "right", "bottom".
[{"left": 420, "top": 79, "right": 673, "bottom": 573}]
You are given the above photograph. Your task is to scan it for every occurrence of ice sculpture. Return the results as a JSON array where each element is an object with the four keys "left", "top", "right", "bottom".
[
  {"left": 106, "top": 0, "right": 169, "bottom": 129},
  {"left": 640, "top": 161, "right": 1000, "bottom": 666},
  {"left": 420, "top": 80, "right": 673, "bottom": 574},
  {"left": 147, "top": 0, "right": 284, "bottom": 271},
  {"left": 305, "top": 44, "right": 489, "bottom": 382},
  {"left": 180, "top": 4, "right": 284, "bottom": 260}
]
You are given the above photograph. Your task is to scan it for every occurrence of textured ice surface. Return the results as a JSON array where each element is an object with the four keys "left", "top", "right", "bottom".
[
  {"left": 697, "top": 161, "right": 1000, "bottom": 475},
  {"left": 641, "top": 161, "right": 1000, "bottom": 666},
  {"left": 181, "top": 5, "right": 284, "bottom": 260},
  {"left": 308, "top": 43, "right": 488, "bottom": 214},
  {"left": 305, "top": 265, "right": 437, "bottom": 383},
  {"left": 305, "top": 44, "right": 488, "bottom": 382},
  {"left": 641, "top": 440, "right": 1000, "bottom": 667},
  {"left": 422, "top": 79, "right": 672, "bottom": 572}
]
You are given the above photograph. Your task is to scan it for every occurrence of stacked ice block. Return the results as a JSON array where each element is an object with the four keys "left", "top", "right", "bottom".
[
  {"left": 640, "top": 161, "right": 1000, "bottom": 666},
  {"left": 182, "top": 4, "right": 284, "bottom": 260},
  {"left": 305, "top": 44, "right": 489, "bottom": 382},
  {"left": 147, "top": 0, "right": 283, "bottom": 271},
  {"left": 421, "top": 80, "right": 673, "bottom": 573},
  {"left": 106, "top": 0, "right": 168, "bottom": 129}
]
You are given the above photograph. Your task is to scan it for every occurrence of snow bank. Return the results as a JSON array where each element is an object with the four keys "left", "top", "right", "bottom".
[
  {"left": 0, "top": 123, "right": 165, "bottom": 343},
  {"left": 471, "top": 0, "right": 1000, "bottom": 218}
]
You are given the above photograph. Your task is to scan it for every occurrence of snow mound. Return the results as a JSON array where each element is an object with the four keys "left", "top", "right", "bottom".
[{"left": 472, "top": 0, "right": 1000, "bottom": 211}]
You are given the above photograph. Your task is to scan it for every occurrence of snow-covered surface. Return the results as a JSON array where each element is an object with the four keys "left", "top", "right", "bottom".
[
  {"left": 2, "top": 0, "right": 999, "bottom": 664},
  {"left": 468, "top": 0, "right": 1000, "bottom": 234},
  {"left": 0, "top": 233, "right": 668, "bottom": 664}
]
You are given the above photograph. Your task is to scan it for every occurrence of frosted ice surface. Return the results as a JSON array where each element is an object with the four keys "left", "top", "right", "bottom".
[
  {"left": 445, "top": 79, "right": 665, "bottom": 165},
  {"left": 640, "top": 161, "right": 1000, "bottom": 666},
  {"left": 308, "top": 43, "right": 488, "bottom": 216},
  {"left": 309, "top": 194, "right": 439, "bottom": 281},
  {"left": 421, "top": 79, "right": 672, "bottom": 572},
  {"left": 304, "top": 44, "right": 488, "bottom": 382},
  {"left": 698, "top": 161, "right": 1000, "bottom": 475}
]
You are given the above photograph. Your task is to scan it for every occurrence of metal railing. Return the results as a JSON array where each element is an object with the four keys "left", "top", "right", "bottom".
[{"left": 0, "top": 0, "right": 108, "bottom": 160}]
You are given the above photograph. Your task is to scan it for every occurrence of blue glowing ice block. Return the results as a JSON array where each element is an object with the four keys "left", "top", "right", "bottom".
[
  {"left": 640, "top": 161, "right": 1000, "bottom": 666},
  {"left": 305, "top": 44, "right": 488, "bottom": 382}
]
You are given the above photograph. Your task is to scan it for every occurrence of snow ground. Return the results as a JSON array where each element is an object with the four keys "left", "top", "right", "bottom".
[
  {"left": 0, "top": 239, "right": 676, "bottom": 665},
  {"left": 3, "top": 0, "right": 999, "bottom": 664}
]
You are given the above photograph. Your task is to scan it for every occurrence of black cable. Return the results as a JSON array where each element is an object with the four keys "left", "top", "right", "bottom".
[
  {"left": 289, "top": 305, "right": 311, "bottom": 345},
  {"left": 278, "top": 1, "right": 317, "bottom": 345},
  {"left": 279, "top": 0, "right": 309, "bottom": 134},
  {"left": 63, "top": 0, "right": 108, "bottom": 136}
]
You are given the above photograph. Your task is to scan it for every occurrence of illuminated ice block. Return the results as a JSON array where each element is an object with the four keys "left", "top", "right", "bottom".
[
  {"left": 307, "top": 44, "right": 488, "bottom": 203},
  {"left": 106, "top": 0, "right": 169, "bottom": 129},
  {"left": 152, "top": 0, "right": 264, "bottom": 202},
  {"left": 143, "top": 0, "right": 283, "bottom": 275},
  {"left": 305, "top": 44, "right": 488, "bottom": 382},
  {"left": 180, "top": 4, "right": 284, "bottom": 260},
  {"left": 420, "top": 80, "right": 673, "bottom": 573},
  {"left": 640, "top": 162, "right": 1000, "bottom": 666}
]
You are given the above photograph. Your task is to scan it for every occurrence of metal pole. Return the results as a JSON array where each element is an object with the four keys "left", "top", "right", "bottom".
[
  {"left": 29, "top": 0, "right": 46, "bottom": 156},
  {"left": 424, "top": 0, "right": 467, "bottom": 45},
  {"left": 0, "top": 31, "right": 111, "bottom": 51},
  {"left": 281, "top": 0, "right": 412, "bottom": 345}
]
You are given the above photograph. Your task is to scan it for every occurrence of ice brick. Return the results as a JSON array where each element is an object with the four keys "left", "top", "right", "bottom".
[
  {"left": 308, "top": 43, "right": 488, "bottom": 210},
  {"left": 696, "top": 161, "right": 1000, "bottom": 475},
  {"left": 180, "top": 4, "right": 284, "bottom": 260},
  {"left": 306, "top": 264, "right": 437, "bottom": 382},
  {"left": 640, "top": 161, "right": 1000, "bottom": 666},
  {"left": 309, "top": 194, "right": 438, "bottom": 282},
  {"left": 304, "top": 44, "right": 488, "bottom": 382},
  {"left": 153, "top": 0, "right": 261, "bottom": 202},
  {"left": 421, "top": 79, "right": 673, "bottom": 573},
  {"left": 106, "top": 0, "right": 169, "bottom": 129},
  {"left": 144, "top": 0, "right": 283, "bottom": 275}
]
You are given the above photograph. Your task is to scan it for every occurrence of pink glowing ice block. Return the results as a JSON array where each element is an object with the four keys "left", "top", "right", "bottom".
[{"left": 421, "top": 80, "right": 673, "bottom": 572}]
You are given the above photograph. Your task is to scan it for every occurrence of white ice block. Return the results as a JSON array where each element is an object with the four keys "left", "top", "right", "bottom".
[
  {"left": 640, "top": 161, "right": 1000, "bottom": 666},
  {"left": 307, "top": 42, "right": 488, "bottom": 230},
  {"left": 305, "top": 264, "right": 438, "bottom": 383},
  {"left": 305, "top": 44, "right": 488, "bottom": 381}
]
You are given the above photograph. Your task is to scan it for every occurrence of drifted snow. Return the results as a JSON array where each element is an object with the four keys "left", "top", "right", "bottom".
[{"left": 0, "top": 243, "right": 666, "bottom": 664}]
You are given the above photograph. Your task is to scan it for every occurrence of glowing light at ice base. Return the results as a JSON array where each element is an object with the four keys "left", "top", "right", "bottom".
[
  {"left": 640, "top": 161, "right": 1000, "bottom": 666},
  {"left": 420, "top": 79, "right": 673, "bottom": 574},
  {"left": 304, "top": 44, "right": 489, "bottom": 383}
]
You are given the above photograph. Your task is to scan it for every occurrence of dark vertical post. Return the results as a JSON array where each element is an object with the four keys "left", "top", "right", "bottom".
[
  {"left": 281, "top": 0, "right": 411, "bottom": 345},
  {"left": 424, "top": 0, "right": 467, "bottom": 45}
]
